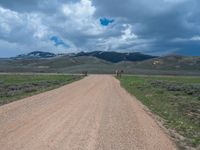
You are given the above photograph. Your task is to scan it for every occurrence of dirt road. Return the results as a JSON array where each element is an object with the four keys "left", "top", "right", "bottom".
[{"left": 0, "top": 75, "right": 176, "bottom": 150}]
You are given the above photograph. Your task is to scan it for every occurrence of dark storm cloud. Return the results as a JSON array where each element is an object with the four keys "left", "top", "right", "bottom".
[
  {"left": 0, "top": 0, "right": 200, "bottom": 57},
  {"left": 0, "top": 0, "right": 38, "bottom": 12},
  {"left": 93, "top": 0, "right": 200, "bottom": 54},
  {"left": 0, "top": 0, "right": 79, "bottom": 12}
]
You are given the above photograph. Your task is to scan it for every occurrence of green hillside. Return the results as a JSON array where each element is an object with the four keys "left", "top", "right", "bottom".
[{"left": 0, "top": 55, "right": 200, "bottom": 75}]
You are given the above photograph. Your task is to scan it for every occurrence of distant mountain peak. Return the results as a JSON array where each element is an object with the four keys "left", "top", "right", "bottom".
[
  {"left": 13, "top": 50, "right": 156, "bottom": 62},
  {"left": 75, "top": 51, "right": 157, "bottom": 63},
  {"left": 15, "top": 51, "right": 56, "bottom": 59}
]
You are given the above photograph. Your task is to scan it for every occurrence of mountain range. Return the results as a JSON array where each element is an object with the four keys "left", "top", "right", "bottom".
[
  {"left": 15, "top": 51, "right": 57, "bottom": 59},
  {"left": 1, "top": 51, "right": 199, "bottom": 75},
  {"left": 14, "top": 51, "right": 156, "bottom": 63},
  {"left": 75, "top": 51, "right": 156, "bottom": 63}
]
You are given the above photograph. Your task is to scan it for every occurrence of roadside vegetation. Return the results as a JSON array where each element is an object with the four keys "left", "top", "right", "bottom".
[
  {"left": 118, "top": 75, "right": 200, "bottom": 149},
  {"left": 0, "top": 74, "right": 82, "bottom": 105}
]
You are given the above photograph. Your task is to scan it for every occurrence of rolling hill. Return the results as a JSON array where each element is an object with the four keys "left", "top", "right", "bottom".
[
  {"left": 75, "top": 51, "right": 156, "bottom": 63},
  {"left": 0, "top": 51, "right": 200, "bottom": 75}
]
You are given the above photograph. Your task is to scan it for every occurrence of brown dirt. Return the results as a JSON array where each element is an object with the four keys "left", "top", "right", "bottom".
[{"left": 0, "top": 75, "right": 176, "bottom": 150}]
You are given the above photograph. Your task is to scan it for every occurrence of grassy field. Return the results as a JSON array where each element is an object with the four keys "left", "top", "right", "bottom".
[
  {"left": 118, "top": 75, "right": 200, "bottom": 149},
  {"left": 0, "top": 74, "right": 82, "bottom": 105},
  {"left": 1, "top": 55, "right": 200, "bottom": 75}
]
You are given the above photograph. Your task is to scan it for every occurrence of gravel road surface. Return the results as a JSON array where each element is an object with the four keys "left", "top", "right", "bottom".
[{"left": 0, "top": 75, "right": 176, "bottom": 150}]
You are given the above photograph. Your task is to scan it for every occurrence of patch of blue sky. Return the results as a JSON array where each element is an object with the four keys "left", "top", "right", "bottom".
[
  {"left": 100, "top": 18, "right": 114, "bottom": 26},
  {"left": 50, "top": 36, "right": 69, "bottom": 48}
]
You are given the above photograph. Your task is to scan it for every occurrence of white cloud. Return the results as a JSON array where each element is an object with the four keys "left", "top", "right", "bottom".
[
  {"left": 121, "top": 24, "right": 138, "bottom": 41},
  {"left": 172, "top": 35, "right": 200, "bottom": 42},
  {"left": 62, "top": 0, "right": 96, "bottom": 18},
  {"left": 27, "top": 14, "right": 48, "bottom": 40},
  {"left": 88, "top": 24, "right": 147, "bottom": 52},
  {"left": 0, "top": 5, "right": 71, "bottom": 55},
  {"left": 61, "top": 0, "right": 104, "bottom": 36},
  {"left": 0, "top": 0, "right": 199, "bottom": 56},
  {"left": 0, "top": 6, "right": 49, "bottom": 43},
  {"left": 0, "top": 7, "right": 22, "bottom": 35},
  {"left": 191, "top": 36, "right": 200, "bottom": 41}
]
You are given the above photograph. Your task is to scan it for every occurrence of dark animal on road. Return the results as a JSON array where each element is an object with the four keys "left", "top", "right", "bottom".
[{"left": 115, "top": 70, "right": 124, "bottom": 77}]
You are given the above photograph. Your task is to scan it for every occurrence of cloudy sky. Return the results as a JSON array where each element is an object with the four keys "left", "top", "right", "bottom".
[{"left": 0, "top": 0, "right": 200, "bottom": 57}]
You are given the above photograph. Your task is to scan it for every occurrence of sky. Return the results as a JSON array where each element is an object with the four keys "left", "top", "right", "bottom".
[{"left": 0, "top": 0, "right": 200, "bottom": 57}]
